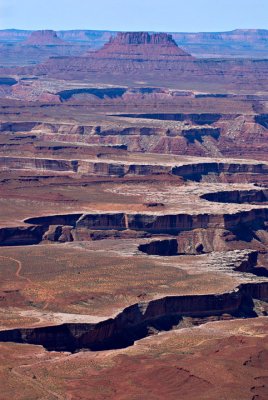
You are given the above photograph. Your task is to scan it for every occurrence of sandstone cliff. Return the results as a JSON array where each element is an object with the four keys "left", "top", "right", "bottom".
[{"left": 0, "top": 284, "right": 263, "bottom": 352}]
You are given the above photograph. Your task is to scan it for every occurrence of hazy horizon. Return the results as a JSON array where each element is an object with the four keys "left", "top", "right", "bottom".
[
  {"left": 0, "top": 0, "right": 267, "bottom": 32},
  {"left": 1, "top": 28, "right": 268, "bottom": 34}
]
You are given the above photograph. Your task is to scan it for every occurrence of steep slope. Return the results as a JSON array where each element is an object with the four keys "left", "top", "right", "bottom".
[{"left": 91, "top": 32, "right": 193, "bottom": 59}]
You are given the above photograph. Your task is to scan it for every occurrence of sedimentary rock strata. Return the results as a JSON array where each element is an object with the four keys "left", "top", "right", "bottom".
[
  {"left": 0, "top": 28, "right": 268, "bottom": 400},
  {"left": 0, "top": 282, "right": 266, "bottom": 352},
  {"left": 1, "top": 108, "right": 268, "bottom": 161}
]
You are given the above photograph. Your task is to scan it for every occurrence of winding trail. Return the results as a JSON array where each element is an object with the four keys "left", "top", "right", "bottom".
[
  {"left": 0, "top": 255, "right": 31, "bottom": 283},
  {"left": 0, "top": 254, "right": 67, "bottom": 397},
  {"left": 0, "top": 255, "right": 51, "bottom": 310}
]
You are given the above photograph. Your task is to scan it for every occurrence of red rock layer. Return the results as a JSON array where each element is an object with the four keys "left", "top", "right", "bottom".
[{"left": 91, "top": 32, "right": 193, "bottom": 60}]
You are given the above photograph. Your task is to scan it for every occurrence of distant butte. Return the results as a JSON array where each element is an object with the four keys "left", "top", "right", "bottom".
[
  {"left": 90, "top": 31, "right": 193, "bottom": 59},
  {"left": 24, "top": 30, "right": 67, "bottom": 45},
  {"left": 109, "top": 31, "right": 181, "bottom": 46},
  {"left": 27, "top": 31, "right": 194, "bottom": 80}
]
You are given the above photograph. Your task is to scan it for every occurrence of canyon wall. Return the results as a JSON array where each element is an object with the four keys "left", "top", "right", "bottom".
[
  {"left": 1, "top": 110, "right": 267, "bottom": 162},
  {"left": 0, "top": 284, "right": 263, "bottom": 352},
  {"left": 1, "top": 155, "right": 267, "bottom": 181},
  {"left": 0, "top": 205, "right": 264, "bottom": 247}
]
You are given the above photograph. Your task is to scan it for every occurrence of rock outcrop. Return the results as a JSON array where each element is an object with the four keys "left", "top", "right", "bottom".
[
  {"left": 0, "top": 156, "right": 78, "bottom": 172},
  {"left": 24, "top": 30, "right": 67, "bottom": 46},
  {"left": 42, "top": 225, "right": 74, "bottom": 242},
  {"left": 0, "top": 225, "right": 45, "bottom": 246},
  {"left": 92, "top": 32, "right": 193, "bottom": 60}
]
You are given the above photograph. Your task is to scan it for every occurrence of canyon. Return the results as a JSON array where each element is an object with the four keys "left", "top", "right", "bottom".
[{"left": 0, "top": 29, "right": 267, "bottom": 400}]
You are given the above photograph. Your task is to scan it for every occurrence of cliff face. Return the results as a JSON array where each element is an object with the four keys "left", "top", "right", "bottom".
[
  {"left": 0, "top": 156, "right": 78, "bottom": 172},
  {"left": 201, "top": 189, "right": 268, "bottom": 204},
  {"left": 2, "top": 205, "right": 262, "bottom": 248},
  {"left": 0, "top": 284, "right": 262, "bottom": 352},
  {"left": 110, "top": 32, "right": 177, "bottom": 45},
  {"left": 1, "top": 110, "right": 267, "bottom": 162},
  {"left": 172, "top": 163, "right": 268, "bottom": 181},
  {"left": 76, "top": 213, "right": 126, "bottom": 230},
  {"left": 255, "top": 114, "right": 268, "bottom": 128},
  {"left": 139, "top": 239, "right": 178, "bottom": 256},
  {"left": 0, "top": 291, "right": 255, "bottom": 351},
  {"left": 126, "top": 209, "right": 268, "bottom": 233},
  {"left": 139, "top": 238, "right": 261, "bottom": 265},
  {"left": 0, "top": 225, "right": 45, "bottom": 246},
  {"left": 176, "top": 226, "right": 268, "bottom": 254},
  {"left": 1, "top": 153, "right": 267, "bottom": 180}
]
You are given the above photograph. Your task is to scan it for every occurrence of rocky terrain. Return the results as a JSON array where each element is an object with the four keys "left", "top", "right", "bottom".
[
  {"left": 1, "top": 106, "right": 268, "bottom": 161},
  {"left": 1, "top": 31, "right": 268, "bottom": 93},
  {"left": 2, "top": 28, "right": 268, "bottom": 57},
  {"left": 0, "top": 29, "right": 267, "bottom": 400},
  {"left": 8, "top": 31, "right": 265, "bottom": 91}
]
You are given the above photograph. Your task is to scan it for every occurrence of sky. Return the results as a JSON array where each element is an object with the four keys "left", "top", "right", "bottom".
[{"left": 0, "top": 0, "right": 267, "bottom": 32}]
